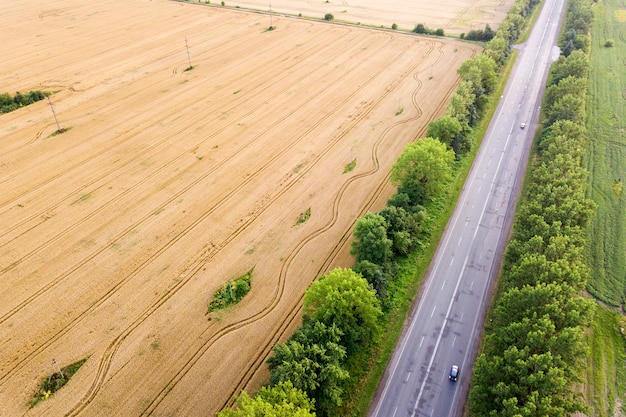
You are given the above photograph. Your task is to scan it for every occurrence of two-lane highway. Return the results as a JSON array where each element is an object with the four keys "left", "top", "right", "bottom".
[{"left": 368, "top": 0, "right": 566, "bottom": 415}]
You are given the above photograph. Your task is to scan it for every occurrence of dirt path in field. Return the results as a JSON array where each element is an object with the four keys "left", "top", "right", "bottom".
[
  {"left": 0, "top": 1, "right": 479, "bottom": 415},
  {"left": 209, "top": 0, "right": 513, "bottom": 35}
]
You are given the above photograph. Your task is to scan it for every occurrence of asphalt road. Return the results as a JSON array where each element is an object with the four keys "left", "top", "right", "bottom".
[{"left": 368, "top": 0, "right": 566, "bottom": 415}]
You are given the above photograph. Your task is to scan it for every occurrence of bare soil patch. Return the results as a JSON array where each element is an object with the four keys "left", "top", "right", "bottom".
[
  {"left": 0, "top": 0, "right": 478, "bottom": 415},
  {"left": 211, "top": 0, "right": 514, "bottom": 35}
]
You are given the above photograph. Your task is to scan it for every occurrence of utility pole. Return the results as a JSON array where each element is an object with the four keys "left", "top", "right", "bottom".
[
  {"left": 47, "top": 96, "right": 61, "bottom": 132},
  {"left": 48, "top": 358, "right": 64, "bottom": 383},
  {"left": 269, "top": 3, "right": 273, "bottom": 29},
  {"left": 185, "top": 37, "right": 192, "bottom": 70}
]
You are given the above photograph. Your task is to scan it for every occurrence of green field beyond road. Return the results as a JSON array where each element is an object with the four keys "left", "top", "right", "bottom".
[{"left": 584, "top": 0, "right": 626, "bottom": 306}]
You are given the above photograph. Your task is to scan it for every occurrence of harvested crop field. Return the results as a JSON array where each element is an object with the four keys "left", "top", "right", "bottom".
[
  {"left": 219, "top": 0, "right": 514, "bottom": 35},
  {"left": 0, "top": 0, "right": 479, "bottom": 415}
]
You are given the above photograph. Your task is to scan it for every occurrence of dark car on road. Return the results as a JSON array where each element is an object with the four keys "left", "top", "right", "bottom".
[{"left": 449, "top": 365, "right": 459, "bottom": 382}]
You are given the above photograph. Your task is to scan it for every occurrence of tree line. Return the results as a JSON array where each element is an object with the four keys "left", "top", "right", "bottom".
[
  {"left": 0, "top": 90, "right": 49, "bottom": 114},
  {"left": 467, "top": 0, "right": 596, "bottom": 415},
  {"left": 218, "top": 0, "right": 543, "bottom": 413}
]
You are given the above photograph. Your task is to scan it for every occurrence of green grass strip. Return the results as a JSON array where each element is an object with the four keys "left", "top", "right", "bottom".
[{"left": 587, "top": 305, "right": 626, "bottom": 416}]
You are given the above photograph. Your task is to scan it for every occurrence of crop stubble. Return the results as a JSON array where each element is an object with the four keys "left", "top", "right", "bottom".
[
  {"left": 0, "top": 0, "right": 479, "bottom": 415},
  {"left": 217, "top": 0, "right": 514, "bottom": 35}
]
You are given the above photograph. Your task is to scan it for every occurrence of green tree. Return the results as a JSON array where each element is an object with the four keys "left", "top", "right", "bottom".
[
  {"left": 544, "top": 93, "right": 585, "bottom": 126},
  {"left": 447, "top": 81, "right": 478, "bottom": 125},
  {"left": 538, "top": 120, "right": 586, "bottom": 154},
  {"left": 391, "top": 138, "right": 455, "bottom": 203},
  {"left": 218, "top": 382, "right": 315, "bottom": 417},
  {"left": 267, "top": 321, "right": 347, "bottom": 415},
  {"left": 303, "top": 268, "right": 382, "bottom": 354},
  {"left": 493, "top": 282, "right": 594, "bottom": 331},
  {"left": 470, "top": 344, "right": 587, "bottom": 417},
  {"left": 350, "top": 212, "right": 393, "bottom": 265},
  {"left": 413, "top": 23, "right": 428, "bottom": 34},
  {"left": 0, "top": 93, "right": 13, "bottom": 107},
  {"left": 551, "top": 50, "right": 589, "bottom": 84},
  {"left": 427, "top": 115, "right": 461, "bottom": 148},
  {"left": 544, "top": 75, "right": 587, "bottom": 110},
  {"left": 506, "top": 251, "right": 589, "bottom": 290},
  {"left": 352, "top": 260, "right": 388, "bottom": 301},
  {"left": 458, "top": 54, "right": 498, "bottom": 96},
  {"left": 427, "top": 115, "right": 472, "bottom": 155},
  {"left": 484, "top": 35, "right": 509, "bottom": 68},
  {"left": 457, "top": 55, "right": 497, "bottom": 116},
  {"left": 379, "top": 205, "right": 422, "bottom": 255}
]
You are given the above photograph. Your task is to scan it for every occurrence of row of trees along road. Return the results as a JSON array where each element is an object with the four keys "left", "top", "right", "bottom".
[
  {"left": 468, "top": 0, "right": 596, "bottom": 414},
  {"left": 218, "top": 0, "right": 543, "bottom": 413}
]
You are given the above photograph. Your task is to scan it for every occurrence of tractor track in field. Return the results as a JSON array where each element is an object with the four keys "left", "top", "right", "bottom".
[
  {"left": 449, "top": 0, "right": 485, "bottom": 28},
  {"left": 67, "top": 39, "right": 447, "bottom": 417},
  {"left": 1, "top": 30, "right": 409, "bottom": 392}
]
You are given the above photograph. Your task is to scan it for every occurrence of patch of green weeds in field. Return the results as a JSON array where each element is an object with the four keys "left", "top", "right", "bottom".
[
  {"left": 48, "top": 127, "right": 71, "bottom": 137},
  {"left": 293, "top": 162, "right": 305, "bottom": 173},
  {"left": 30, "top": 358, "right": 88, "bottom": 408},
  {"left": 71, "top": 193, "right": 92, "bottom": 205},
  {"left": 207, "top": 268, "right": 253, "bottom": 313},
  {"left": 343, "top": 159, "right": 356, "bottom": 173},
  {"left": 295, "top": 208, "right": 311, "bottom": 225}
]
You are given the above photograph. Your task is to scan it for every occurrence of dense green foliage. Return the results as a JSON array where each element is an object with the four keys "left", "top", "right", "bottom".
[
  {"left": 217, "top": 382, "right": 315, "bottom": 417},
  {"left": 303, "top": 268, "right": 382, "bottom": 355},
  {"left": 265, "top": 268, "right": 381, "bottom": 416},
  {"left": 468, "top": 0, "right": 596, "bottom": 415},
  {"left": 390, "top": 138, "right": 455, "bottom": 201},
  {"left": 583, "top": 0, "right": 626, "bottom": 306},
  {"left": 559, "top": 0, "right": 593, "bottom": 55},
  {"left": 207, "top": 269, "right": 252, "bottom": 313},
  {"left": 351, "top": 213, "right": 394, "bottom": 265},
  {"left": 412, "top": 23, "right": 445, "bottom": 36},
  {"left": 268, "top": 321, "right": 348, "bottom": 415},
  {"left": 462, "top": 24, "right": 495, "bottom": 41},
  {"left": 0, "top": 90, "right": 49, "bottom": 114}
]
